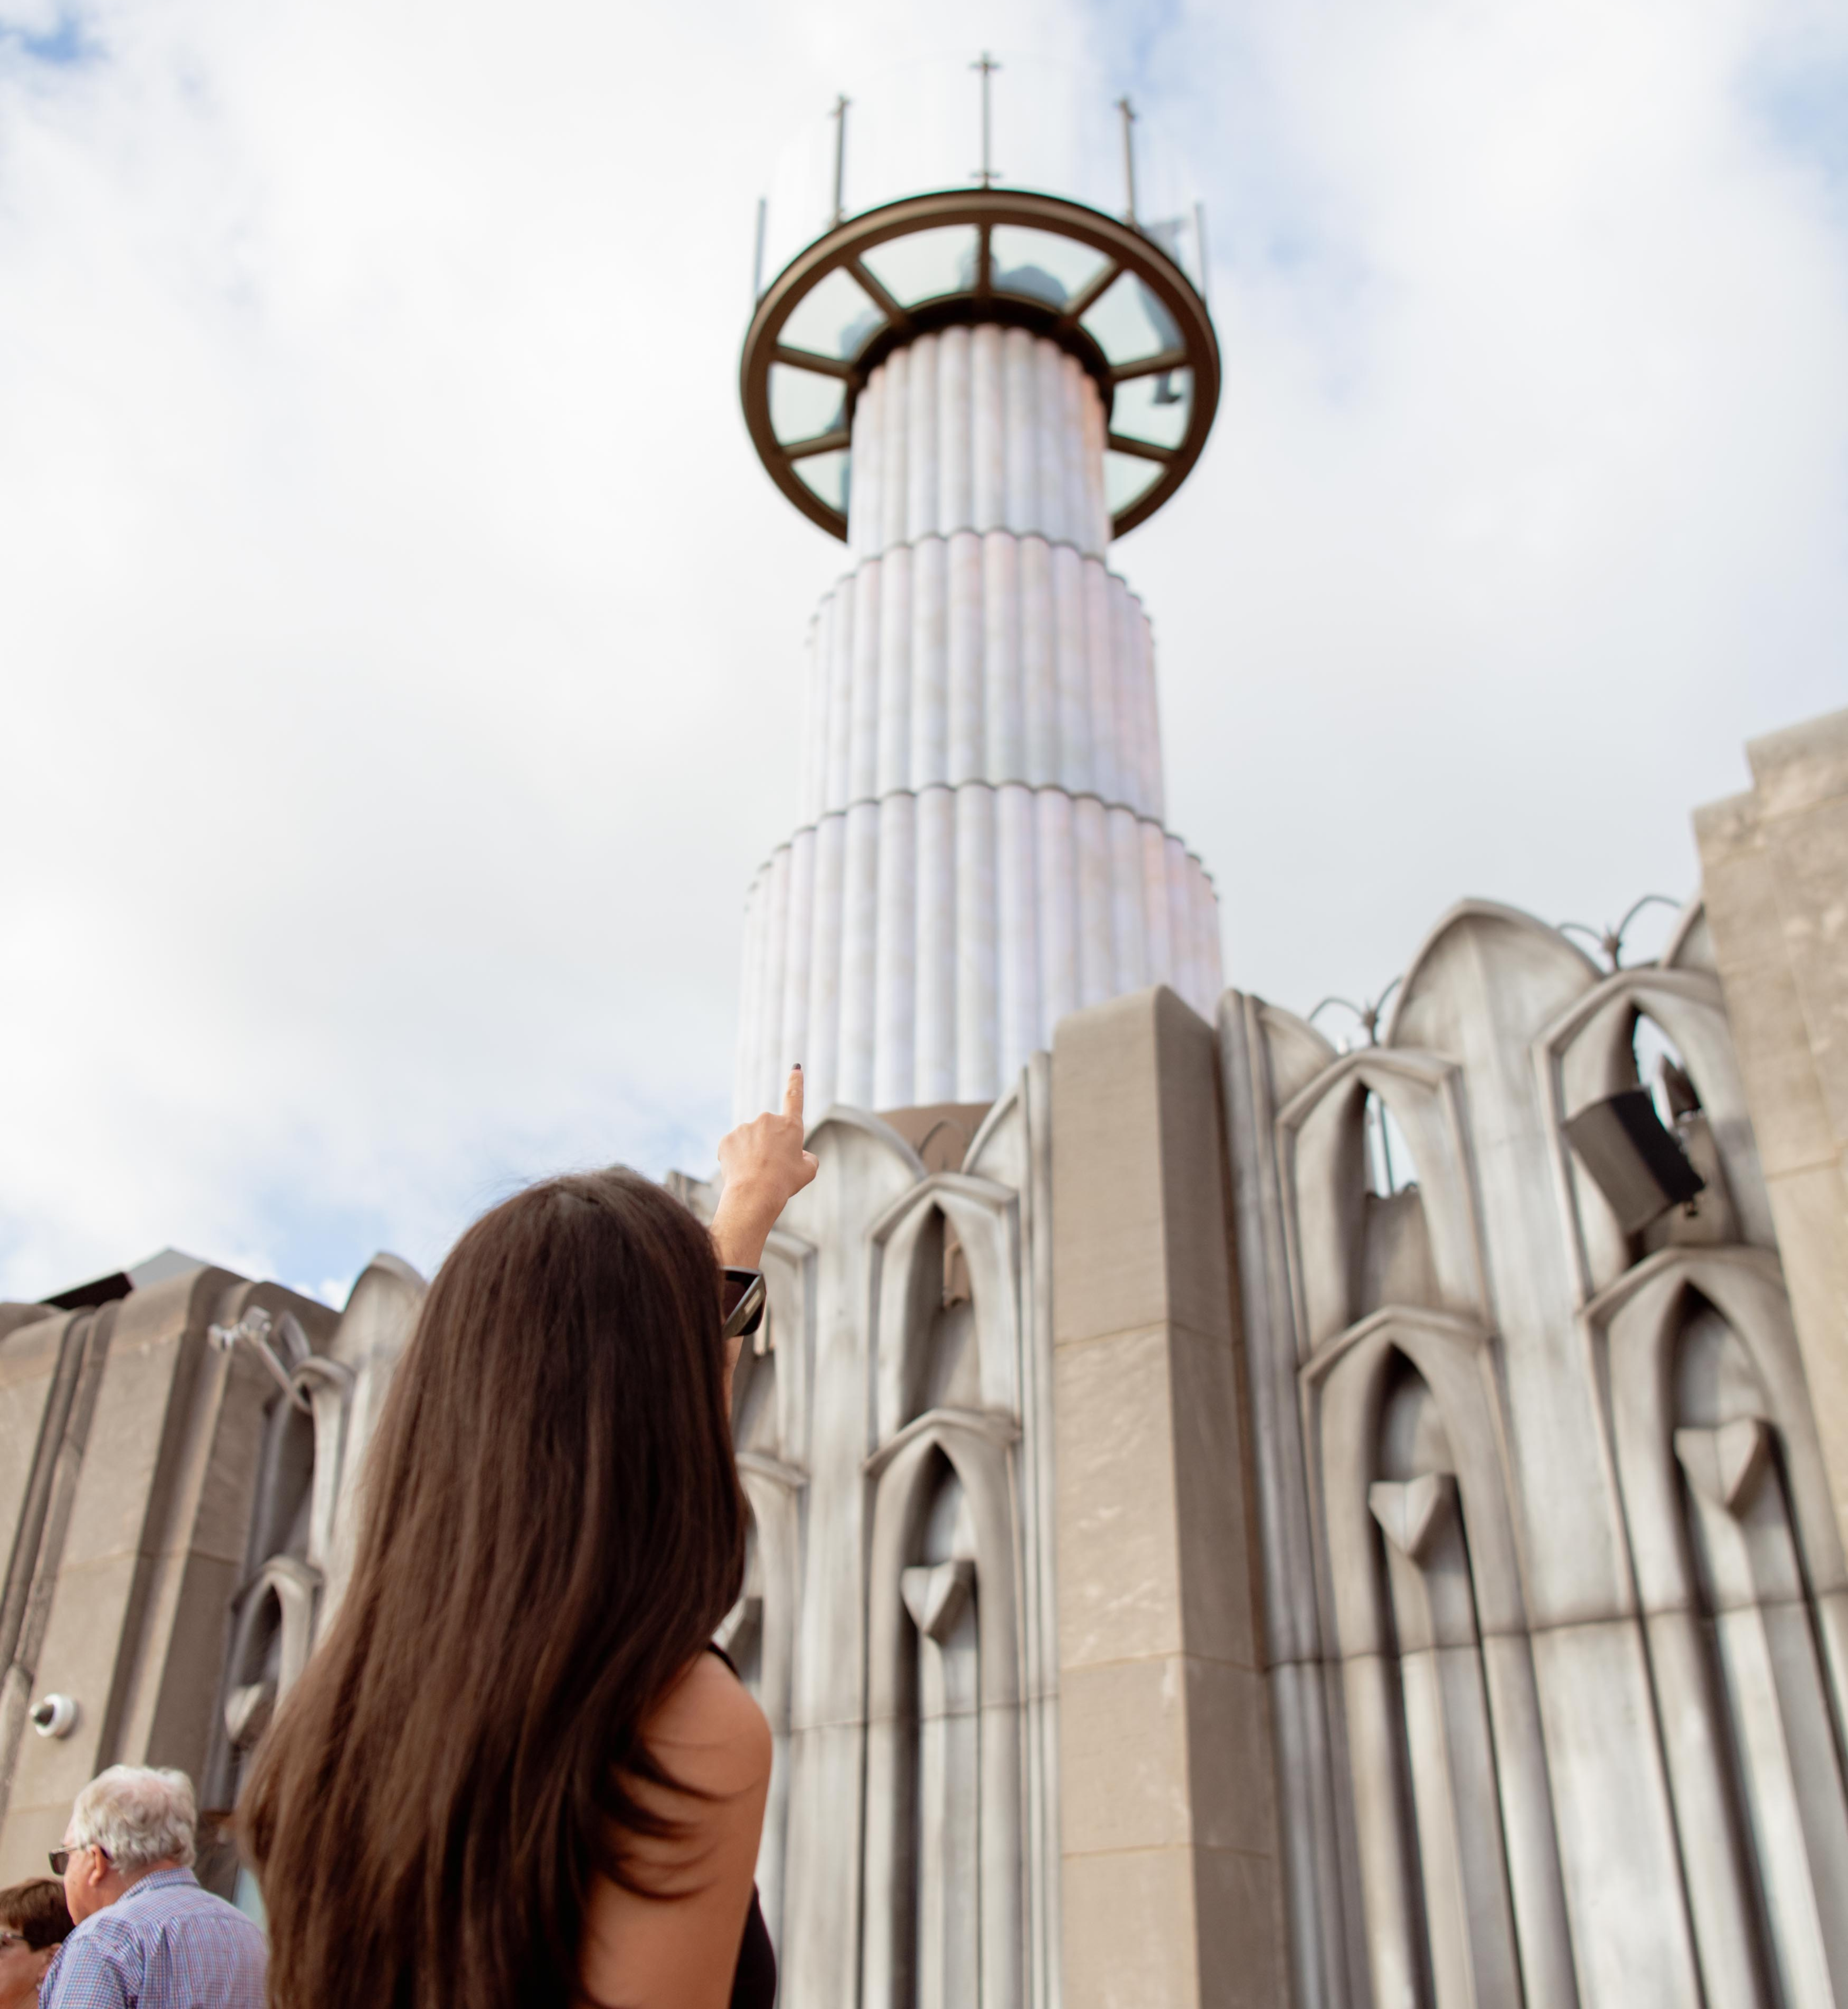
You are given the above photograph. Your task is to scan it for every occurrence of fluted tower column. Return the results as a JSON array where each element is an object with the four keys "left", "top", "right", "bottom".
[{"left": 735, "top": 191, "right": 1224, "bottom": 1116}]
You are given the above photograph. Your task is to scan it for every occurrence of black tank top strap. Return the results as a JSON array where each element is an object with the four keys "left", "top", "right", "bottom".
[{"left": 730, "top": 1891, "right": 777, "bottom": 2009}]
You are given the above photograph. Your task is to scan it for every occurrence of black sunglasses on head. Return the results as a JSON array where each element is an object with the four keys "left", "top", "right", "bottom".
[{"left": 48, "top": 1845, "right": 103, "bottom": 1875}]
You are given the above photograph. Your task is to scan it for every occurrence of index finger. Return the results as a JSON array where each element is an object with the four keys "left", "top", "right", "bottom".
[{"left": 783, "top": 1063, "right": 804, "bottom": 1126}]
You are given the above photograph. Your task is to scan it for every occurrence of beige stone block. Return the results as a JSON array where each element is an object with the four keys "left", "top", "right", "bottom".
[
  {"left": 1053, "top": 991, "right": 1170, "bottom": 1345},
  {"left": 183, "top": 1352, "right": 273, "bottom": 1568},
  {"left": 1182, "top": 1658, "right": 1279, "bottom": 1860},
  {"left": 1697, "top": 835, "right": 1835, "bottom": 1177},
  {"left": 1060, "top": 1655, "right": 1190, "bottom": 1855},
  {"left": 0, "top": 1317, "right": 71, "bottom": 1602},
  {"left": 106, "top": 1271, "right": 213, "bottom": 1358},
  {"left": 1061, "top": 1845, "right": 1200, "bottom": 2009},
  {"left": 0, "top": 1312, "right": 69, "bottom": 1386},
  {"left": 61, "top": 1334, "right": 192, "bottom": 1571},
  {"left": 0, "top": 1308, "right": 60, "bottom": 1349},
  {"left": 1768, "top": 1162, "right": 1848, "bottom": 1528},
  {"left": 1055, "top": 1325, "right": 1182, "bottom": 1668},
  {"left": 11, "top": 1549, "right": 141, "bottom": 1807},
  {"left": 0, "top": 1801, "right": 69, "bottom": 1887},
  {"left": 1746, "top": 706, "right": 1848, "bottom": 820},
  {"left": 1692, "top": 790, "right": 1762, "bottom": 870},
  {"left": 1052, "top": 986, "right": 1232, "bottom": 1348},
  {"left": 1051, "top": 980, "right": 1288, "bottom": 2006},
  {"left": 1171, "top": 1323, "right": 1261, "bottom": 1671},
  {"left": 1151, "top": 1001, "right": 1237, "bottom": 1346},
  {"left": 1194, "top": 1846, "right": 1287, "bottom": 2009},
  {"left": 1699, "top": 712, "right": 1848, "bottom": 1555},
  {"left": 136, "top": 1552, "right": 241, "bottom": 1774},
  {"left": 1056, "top": 1625, "right": 1279, "bottom": 1871},
  {"left": 1764, "top": 798, "right": 1848, "bottom": 1146}
]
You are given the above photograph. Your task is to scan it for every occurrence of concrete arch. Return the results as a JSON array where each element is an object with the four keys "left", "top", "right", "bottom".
[
  {"left": 294, "top": 1355, "right": 354, "bottom": 1574},
  {"left": 1258, "top": 999, "right": 1339, "bottom": 1108},
  {"left": 1302, "top": 1306, "right": 1575, "bottom": 2009},
  {"left": 1590, "top": 1245, "right": 1847, "bottom": 1614},
  {"left": 1538, "top": 968, "right": 1775, "bottom": 1300},
  {"left": 861, "top": 1411, "right": 1022, "bottom": 2009},
  {"left": 870, "top": 1173, "right": 1023, "bottom": 1441},
  {"left": 211, "top": 1552, "right": 321, "bottom": 1796},
  {"left": 750, "top": 1223, "right": 817, "bottom": 1472},
  {"left": 964, "top": 1078, "right": 1024, "bottom": 1179},
  {"left": 1660, "top": 896, "right": 1715, "bottom": 975},
  {"left": 1278, "top": 1050, "right": 1488, "bottom": 1353},
  {"left": 221, "top": 1552, "right": 321, "bottom": 1734},
  {"left": 1589, "top": 1246, "right": 1848, "bottom": 2005},
  {"left": 803, "top": 1104, "right": 928, "bottom": 1180},
  {"left": 317, "top": 1252, "right": 426, "bottom": 1627},
  {"left": 1304, "top": 1307, "right": 1527, "bottom": 1648},
  {"left": 1384, "top": 898, "right": 1601, "bottom": 1052}
]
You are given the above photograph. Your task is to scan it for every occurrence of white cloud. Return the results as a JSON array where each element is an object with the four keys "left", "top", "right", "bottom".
[
  {"left": 0, "top": 0, "right": 1843, "bottom": 1299},
  {"left": 1122, "top": 0, "right": 1848, "bottom": 1001}
]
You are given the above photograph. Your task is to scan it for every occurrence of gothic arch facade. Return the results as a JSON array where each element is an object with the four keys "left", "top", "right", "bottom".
[
  {"left": 685, "top": 1069, "right": 1061, "bottom": 2009},
  {"left": 1224, "top": 895, "right": 1847, "bottom": 2008}
]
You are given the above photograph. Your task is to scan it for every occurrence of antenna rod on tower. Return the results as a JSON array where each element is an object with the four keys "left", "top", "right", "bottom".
[
  {"left": 1193, "top": 199, "right": 1209, "bottom": 301},
  {"left": 751, "top": 196, "right": 767, "bottom": 304},
  {"left": 1116, "top": 94, "right": 1139, "bottom": 225},
  {"left": 830, "top": 94, "right": 850, "bottom": 227},
  {"left": 972, "top": 52, "right": 1000, "bottom": 189}
]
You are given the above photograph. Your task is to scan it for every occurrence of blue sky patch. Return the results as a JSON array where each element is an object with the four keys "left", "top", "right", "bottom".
[
  {"left": 1746, "top": 44, "right": 1848, "bottom": 202},
  {"left": 1, "top": 9, "right": 98, "bottom": 67}
]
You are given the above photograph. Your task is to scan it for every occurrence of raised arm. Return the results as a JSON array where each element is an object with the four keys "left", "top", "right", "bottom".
[{"left": 709, "top": 1065, "right": 818, "bottom": 1271}]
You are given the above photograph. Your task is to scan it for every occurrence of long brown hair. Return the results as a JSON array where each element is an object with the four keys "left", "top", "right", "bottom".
[{"left": 240, "top": 1168, "right": 746, "bottom": 2009}]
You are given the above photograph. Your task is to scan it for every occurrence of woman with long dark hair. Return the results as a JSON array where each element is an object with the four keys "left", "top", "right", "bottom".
[{"left": 240, "top": 1070, "right": 818, "bottom": 2009}]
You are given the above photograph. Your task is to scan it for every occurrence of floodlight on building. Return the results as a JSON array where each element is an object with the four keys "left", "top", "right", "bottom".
[{"left": 1562, "top": 1087, "right": 1706, "bottom": 1235}]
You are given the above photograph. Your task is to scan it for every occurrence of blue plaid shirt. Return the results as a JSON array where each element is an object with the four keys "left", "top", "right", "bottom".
[{"left": 40, "top": 1867, "right": 265, "bottom": 2009}]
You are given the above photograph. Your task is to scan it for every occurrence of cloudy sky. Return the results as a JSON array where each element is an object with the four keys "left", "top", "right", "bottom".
[{"left": 2, "top": 0, "right": 1844, "bottom": 1304}]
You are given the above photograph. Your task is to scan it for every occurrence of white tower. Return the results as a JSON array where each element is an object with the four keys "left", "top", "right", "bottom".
[{"left": 735, "top": 149, "right": 1222, "bottom": 1118}]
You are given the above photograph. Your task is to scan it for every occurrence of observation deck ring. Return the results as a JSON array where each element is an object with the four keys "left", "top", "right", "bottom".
[{"left": 740, "top": 187, "right": 1221, "bottom": 541}]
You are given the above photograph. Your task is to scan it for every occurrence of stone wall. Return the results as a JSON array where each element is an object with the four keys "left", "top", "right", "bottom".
[
  {"left": 1050, "top": 987, "right": 1285, "bottom": 2009},
  {"left": 1696, "top": 707, "right": 1848, "bottom": 1549},
  {"left": 695, "top": 987, "right": 1290, "bottom": 2009},
  {"left": 1221, "top": 887, "right": 1848, "bottom": 2008},
  {"left": 0, "top": 710, "right": 1841, "bottom": 2006},
  {"left": 0, "top": 1271, "right": 336, "bottom": 1880},
  {"left": 680, "top": 1070, "right": 1067, "bottom": 2009}
]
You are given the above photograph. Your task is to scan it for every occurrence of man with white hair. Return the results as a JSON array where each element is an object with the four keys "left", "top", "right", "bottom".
[{"left": 40, "top": 1766, "right": 264, "bottom": 2008}]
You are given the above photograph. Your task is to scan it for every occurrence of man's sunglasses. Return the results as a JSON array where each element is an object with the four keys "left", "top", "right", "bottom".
[
  {"left": 720, "top": 1268, "right": 767, "bottom": 1343},
  {"left": 47, "top": 1845, "right": 102, "bottom": 1875}
]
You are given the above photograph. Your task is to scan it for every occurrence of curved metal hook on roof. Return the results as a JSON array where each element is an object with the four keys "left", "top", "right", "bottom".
[
  {"left": 1308, "top": 974, "right": 1403, "bottom": 1047},
  {"left": 1557, "top": 893, "right": 1682, "bottom": 971},
  {"left": 208, "top": 1306, "right": 319, "bottom": 1414}
]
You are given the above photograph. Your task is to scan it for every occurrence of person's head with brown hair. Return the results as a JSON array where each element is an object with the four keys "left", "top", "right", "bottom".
[
  {"left": 239, "top": 1165, "right": 753, "bottom": 2009},
  {"left": 0, "top": 1878, "right": 72, "bottom": 2007}
]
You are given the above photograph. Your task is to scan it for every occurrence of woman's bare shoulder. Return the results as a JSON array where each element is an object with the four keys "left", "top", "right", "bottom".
[
  {"left": 580, "top": 1656, "right": 772, "bottom": 2002},
  {"left": 642, "top": 1652, "right": 771, "bottom": 1801}
]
